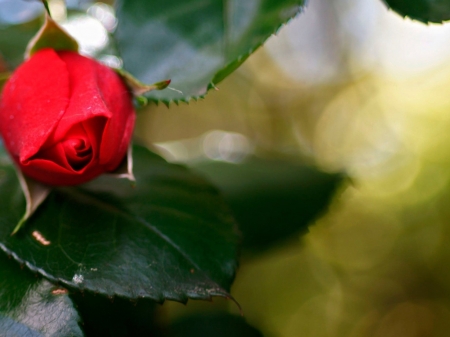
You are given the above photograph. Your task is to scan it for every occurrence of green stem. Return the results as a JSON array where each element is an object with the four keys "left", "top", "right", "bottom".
[{"left": 41, "top": 0, "right": 51, "bottom": 17}]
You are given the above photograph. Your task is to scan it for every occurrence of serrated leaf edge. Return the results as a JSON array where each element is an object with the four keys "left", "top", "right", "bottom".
[
  {"left": 380, "top": 0, "right": 446, "bottom": 24},
  {"left": 0, "top": 239, "right": 237, "bottom": 305},
  {"left": 143, "top": 3, "right": 306, "bottom": 106},
  {"left": 0, "top": 161, "right": 240, "bottom": 304}
]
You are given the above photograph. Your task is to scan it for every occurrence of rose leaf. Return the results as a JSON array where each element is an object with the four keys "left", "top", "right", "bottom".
[
  {"left": 0, "top": 253, "right": 83, "bottom": 337},
  {"left": 381, "top": 0, "right": 450, "bottom": 23},
  {"left": 114, "top": 0, "right": 306, "bottom": 104},
  {"left": 191, "top": 157, "right": 345, "bottom": 253},
  {"left": 0, "top": 144, "right": 240, "bottom": 303}
]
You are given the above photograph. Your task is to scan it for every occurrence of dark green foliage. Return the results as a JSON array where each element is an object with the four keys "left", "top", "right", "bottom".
[
  {"left": 382, "top": 0, "right": 450, "bottom": 23},
  {"left": 0, "top": 145, "right": 239, "bottom": 303},
  {"left": 169, "top": 312, "right": 263, "bottom": 337},
  {"left": 114, "top": 0, "right": 305, "bottom": 103},
  {"left": 71, "top": 292, "right": 162, "bottom": 336},
  {"left": 0, "top": 19, "right": 41, "bottom": 69},
  {"left": 193, "top": 157, "right": 344, "bottom": 253}
]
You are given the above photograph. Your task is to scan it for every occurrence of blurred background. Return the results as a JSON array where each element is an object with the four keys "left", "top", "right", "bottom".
[
  {"left": 142, "top": 1, "right": 450, "bottom": 335},
  {"left": 4, "top": 0, "right": 450, "bottom": 335}
]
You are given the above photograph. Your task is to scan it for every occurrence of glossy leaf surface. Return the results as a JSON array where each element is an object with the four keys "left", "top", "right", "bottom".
[
  {"left": 382, "top": 0, "right": 450, "bottom": 23},
  {"left": 0, "top": 145, "right": 239, "bottom": 302},
  {"left": 114, "top": 0, "right": 305, "bottom": 103},
  {"left": 193, "top": 157, "right": 344, "bottom": 252},
  {"left": 0, "top": 253, "right": 83, "bottom": 337}
]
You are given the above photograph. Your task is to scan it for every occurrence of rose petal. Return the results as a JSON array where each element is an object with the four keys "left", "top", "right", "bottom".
[
  {"left": 61, "top": 124, "right": 93, "bottom": 171},
  {"left": 1, "top": 50, "right": 135, "bottom": 186},
  {"left": 0, "top": 48, "right": 70, "bottom": 162},
  {"left": 34, "top": 141, "right": 72, "bottom": 170},
  {"left": 104, "top": 111, "right": 135, "bottom": 171},
  {"left": 20, "top": 156, "right": 104, "bottom": 185},
  {"left": 50, "top": 51, "right": 112, "bottom": 143},
  {"left": 80, "top": 116, "right": 107, "bottom": 158},
  {"left": 29, "top": 122, "right": 95, "bottom": 172},
  {"left": 94, "top": 60, "right": 135, "bottom": 166}
]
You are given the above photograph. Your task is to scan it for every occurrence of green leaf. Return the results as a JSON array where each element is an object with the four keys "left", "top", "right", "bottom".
[
  {"left": 114, "top": 0, "right": 305, "bottom": 104},
  {"left": 0, "top": 145, "right": 239, "bottom": 303},
  {"left": 0, "top": 253, "right": 83, "bottom": 337},
  {"left": 381, "top": 0, "right": 450, "bottom": 23},
  {"left": 192, "top": 157, "right": 344, "bottom": 253},
  {"left": 169, "top": 313, "right": 263, "bottom": 337}
]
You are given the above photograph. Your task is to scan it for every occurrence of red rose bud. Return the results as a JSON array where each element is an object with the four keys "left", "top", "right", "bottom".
[{"left": 0, "top": 48, "right": 135, "bottom": 185}]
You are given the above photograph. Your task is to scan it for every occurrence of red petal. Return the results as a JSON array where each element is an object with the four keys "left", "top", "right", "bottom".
[
  {"left": 20, "top": 156, "right": 104, "bottom": 185},
  {"left": 59, "top": 123, "right": 93, "bottom": 170},
  {"left": 105, "top": 111, "right": 135, "bottom": 172},
  {"left": 93, "top": 59, "right": 135, "bottom": 165},
  {"left": 49, "top": 51, "right": 112, "bottom": 143},
  {"left": 0, "top": 48, "right": 70, "bottom": 162}
]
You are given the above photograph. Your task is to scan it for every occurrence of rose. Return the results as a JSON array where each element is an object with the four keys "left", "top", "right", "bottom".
[{"left": 0, "top": 48, "right": 135, "bottom": 186}]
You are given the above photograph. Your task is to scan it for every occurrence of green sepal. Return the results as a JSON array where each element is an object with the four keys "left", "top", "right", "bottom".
[
  {"left": 11, "top": 171, "right": 51, "bottom": 235},
  {"left": 11, "top": 145, "right": 135, "bottom": 235},
  {"left": 25, "top": 13, "right": 79, "bottom": 59},
  {"left": 114, "top": 68, "right": 171, "bottom": 97}
]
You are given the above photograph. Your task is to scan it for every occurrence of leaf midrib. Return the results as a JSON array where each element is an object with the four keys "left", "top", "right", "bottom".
[{"left": 61, "top": 187, "right": 229, "bottom": 291}]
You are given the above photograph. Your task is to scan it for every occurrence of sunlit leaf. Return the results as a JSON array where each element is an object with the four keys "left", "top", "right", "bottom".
[
  {"left": 0, "top": 145, "right": 239, "bottom": 303},
  {"left": 0, "top": 253, "right": 83, "bottom": 337},
  {"left": 381, "top": 0, "right": 450, "bottom": 23},
  {"left": 114, "top": 0, "right": 305, "bottom": 103}
]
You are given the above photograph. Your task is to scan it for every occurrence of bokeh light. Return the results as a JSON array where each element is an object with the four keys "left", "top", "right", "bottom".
[{"left": 0, "top": 0, "right": 43, "bottom": 25}]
